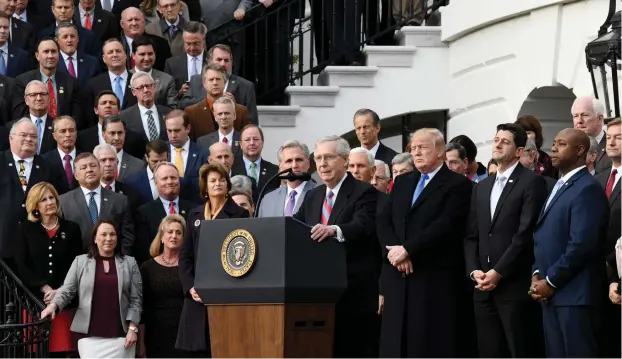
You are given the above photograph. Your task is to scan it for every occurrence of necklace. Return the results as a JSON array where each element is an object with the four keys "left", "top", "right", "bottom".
[
  {"left": 160, "top": 255, "right": 178, "bottom": 266},
  {"left": 41, "top": 217, "right": 59, "bottom": 231}
]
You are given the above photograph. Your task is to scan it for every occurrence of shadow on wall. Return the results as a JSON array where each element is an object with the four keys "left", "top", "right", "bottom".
[{"left": 517, "top": 86, "right": 577, "bottom": 152}]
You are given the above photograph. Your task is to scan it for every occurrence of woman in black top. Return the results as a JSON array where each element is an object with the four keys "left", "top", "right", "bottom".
[
  {"left": 176, "top": 163, "right": 249, "bottom": 355},
  {"left": 15, "top": 181, "right": 83, "bottom": 353}
]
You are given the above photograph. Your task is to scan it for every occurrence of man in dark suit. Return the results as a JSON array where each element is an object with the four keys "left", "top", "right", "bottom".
[
  {"left": 180, "top": 44, "right": 258, "bottom": 123},
  {"left": 134, "top": 161, "right": 192, "bottom": 264},
  {"left": 125, "top": 139, "right": 169, "bottom": 203},
  {"left": 377, "top": 128, "right": 473, "bottom": 357},
  {"left": 231, "top": 125, "right": 279, "bottom": 204},
  {"left": 464, "top": 123, "right": 547, "bottom": 357},
  {"left": 0, "top": 14, "right": 33, "bottom": 78},
  {"left": 530, "top": 128, "right": 609, "bottom": 357},
  {"left": 294, "top": 135, "right": 378, "bottom": 357},
  {"left": 595, "top": 117, "right": 621, "bottom": 358},
  {"left": 162, "top": 20, "right": 207, "bottom": 93},
  {"left": 572, "top": 96, "right": 611, "bottom": 174},
  {"left": 119, "top": 7, "right": 171, "bottom": 71},
  {"left": 93, "top": 0, "right": 140, "bottom": 22},
  {"left": 0, "top": 74, "right": 13, "bottom": 126},
  {"left": 11, "top": 80, "right": 58, "bottom": 154},
  {"left": 40, "top": 115, "right": 81, "bottom": 190},
  {"left": 93, "top": 142, "right": 143, "bottom": 210},
  {"left": 37, "top": 0, "right": 101, "bottom": 58},
  {"left": 120, "top": 72, "right": 171, "bottom": 142},
  {"left": 0, "top": 119, "right": 68, "bottom": 259},
  {"left": 59, "top": 152, "right": 135, "bottom": 254},
  {"left": 74, "top": 0, "right": 120, "bottom": 44},
  {"left": 0, "top": 1, "right": 36, "bottom": 54},
  {"left": 164, "top": 109, "right": 207, "bottom": 204},
  {"left": 55, "top": 22, "right": 101, "bottom": 87},
  {"left": 101, "top": 115, "right": 144, "bottom": 181},
  {"left": 14, "top": 0, "right": 54, "bottom": 32},
  {"left": 76, "top": 91, "right": 145, "bottom": 157},
  {"left": 353, "top": 109, "right": 398, "bottom": 169},
  {"left": 196, "top": 97, "right": 241, "bottom": 157}
]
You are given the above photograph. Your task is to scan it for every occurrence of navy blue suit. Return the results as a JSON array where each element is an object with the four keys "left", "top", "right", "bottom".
[
  {"left": 533, "top": 168, "right": 609, "bottom": 357},
  {"left": 124, "top": 168, "right": 153, "bottom": 204},
  {"left": 37, "top": 25, "right": 101, "bottom": 59},
  {"left": 6, "top": 44, "right": 33, "bottom": 78},
  {"left": 171, "top": 141, "right": 208, "bottom": 204},
  {"left": 57, "top": 52, "right": 101, "bottom": 87}
]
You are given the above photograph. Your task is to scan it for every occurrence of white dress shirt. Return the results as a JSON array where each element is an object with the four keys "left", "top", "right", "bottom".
[
  {"left": 218, "top": 128, "right": 234, "bottom": 146},
  {"left": 284, "top": 181, "right": 307, "bottom": 213},
  {"left": 61, "top": 51, "right": 79, "bottom": 75},
  {"left": 13, "top": 11, "right": 27, "bottom": 22},
  {"left": 596, "top": 130, "right": 605, "bottom": 146},
  {"left": 146, "top": 166, "right": 158, "bottom": 199},
  {"left": 12, "top": 153, "right": 34, "bottom": 191},
  {"left": 489, "top": 160, "right": 519, "bottom": 218},
  {"left": 80, "top": 186, "right": 101, "bottom": 215},
  {"left": 98, "top": 123, "right": 106, "bottom": 145},
  {"left": 125, "top": 36, "right": 134, "bottom": 57},
  {"left": 160, "top": 196, "right": 180, "bottom": 214},
  {"left": 108, "top": 70, "right": 129, "bottom": 98},
  {"left": 57, "top": 147, "right": 77, "bottom": 171},
  {"left": 187, "top": 53, "right": 204, "bottom": 81},
  {"left": 101, "top": 180, "right": 116, "bottom": 191},
  {"left": 138, "top": 103, "right": 161, "bottom": 138},
  {"left": 609, "top": 165, "right": 622, "bottom": 188},
  {"left": 325, "top": 173, "right": 349, "bottom": 241},
  {"left": 116, "top": 149, "right": 125, "bottom": 174},
  {"left": 170, "top": 139, "right": 190, "bottom": 171},
  {"left": 368, "top": 141, "right": 380, "bottom": 158}
]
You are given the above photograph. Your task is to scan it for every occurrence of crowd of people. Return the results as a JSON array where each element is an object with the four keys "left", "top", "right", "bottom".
[{"left": 0, "top": 0, "right": 619, "bottom": 358}]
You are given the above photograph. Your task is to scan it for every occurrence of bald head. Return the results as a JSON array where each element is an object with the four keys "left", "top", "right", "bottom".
[
  {"left": 551, "top": 128, "right": 590, "bottom": 175},
  {"left": 120, "top": 7, "right": 145, "bottom": 38},
  {"left": 209, "top": 142, "right": 234, "bottom": 171}
]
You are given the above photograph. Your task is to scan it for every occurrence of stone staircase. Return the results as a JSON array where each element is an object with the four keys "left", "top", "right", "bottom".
[{"left": 258, "top": 26, "right": 451, "bottom": 163}]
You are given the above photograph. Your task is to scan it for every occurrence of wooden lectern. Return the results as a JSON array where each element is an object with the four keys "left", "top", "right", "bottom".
[{"left": 194, "top": 217, "right": 347, "bottom": 358}]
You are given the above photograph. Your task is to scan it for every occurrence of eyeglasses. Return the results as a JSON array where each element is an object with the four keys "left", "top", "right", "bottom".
[
  {"left": 133, "top": 83, "right": 156, "bottom": 91},
  {"left": 26, "top": 92, "right": 49, "bottom": 98}
]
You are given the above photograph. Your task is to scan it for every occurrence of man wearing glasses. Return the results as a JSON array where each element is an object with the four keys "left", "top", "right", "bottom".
[
  {"left": 14, "top": 80, "right": 57, "bottom": 154},
  {"left": 120, "top": 72, "right": 171, "bottom": 142}
]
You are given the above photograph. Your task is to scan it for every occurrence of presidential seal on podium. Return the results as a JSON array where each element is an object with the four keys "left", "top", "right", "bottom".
[{"left": 221, "top": 229, "right": 257, "bottom": 277}]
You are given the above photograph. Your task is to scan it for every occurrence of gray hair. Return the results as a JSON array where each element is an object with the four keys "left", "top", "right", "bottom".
[
  {"left": 24, "top": 80, "right": 47, "bottom": 97},
  {"left": 231, "top": 175, "right": 252, "bottom": 195},
  {"left": 588, "top": 136, "right": 599, "bottom": 155},
  {"left": 572, "top": 96, "right": 606, "bottom": 117},
  {"left": 445, "top": 142, "right": 467, "bottom": 160},
  {"left": 93, "top": 143, "right": 118, "bottom": 159},
  {"left": 349, "top": 147, "right": 374, "bottom": 167},
  {"left": 10, "top": 118, "right": 35, "bottom": 135},
  {"left": 130, "top": 72, "right": 154, "bottom": 88},
  {"left": 524, "top": 138, "right": 538, "bottom": 153},
  {"left": 55, "top": 22, "right": 78, "bottom": 38},
  {"left": 213, "top": 96, "right": 236, "bottom": 109},
  {"left": 374, "top": 159, "right": 391, "bottom": 178},
  {"left": 276, "top": 140, "right": 310, "bottom": 163},
  {"left": 392, "top": 152, "right": 414, "bottom": 167},
  {"left": 315, "top": 135, "right": 350, "bottom": 158},
  {"left": 183, "top": 21, "right": 207, "bottom": 37}
]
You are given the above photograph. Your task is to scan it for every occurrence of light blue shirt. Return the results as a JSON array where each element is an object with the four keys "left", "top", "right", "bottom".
[{"left": 160, "top": 196, "right": 179, "bottom": 214}]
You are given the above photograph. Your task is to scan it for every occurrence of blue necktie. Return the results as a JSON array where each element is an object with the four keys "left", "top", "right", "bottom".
[
  {"left": 411, "top": 173, "right": 429, "bottom": 207},
  {"left": 0, "top": 49, "right": 6, "bottom": 76},
  {"left": 35, "top": 118, "right": 43, "bottom": 154},
  {"left": 88, "top": 192, "right": 98, "bottom": 224},
  {"left": 544, "top": 179, "right": 565, "bottom": 210},
  {"left": 113, "top": 77, "right": 124, "bottom": 107}
]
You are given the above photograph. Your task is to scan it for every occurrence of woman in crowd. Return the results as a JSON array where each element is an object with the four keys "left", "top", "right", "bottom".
[
  {"left": 176, "top": 163, "right": 249, "bottom": 356},
  {"left": 40, "top": 220, "right": 142, "bottom": 358},
  {"left": 15, "top": 182, "right": 83, "bottom": 355},
  {"left": 515, "top": 115, "right": 558, "bottom": 178},
  {"left": 138, "top": 214, "right": 186, "bottom": 358}
]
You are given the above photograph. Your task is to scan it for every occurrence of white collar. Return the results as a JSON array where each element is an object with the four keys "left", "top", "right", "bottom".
[
  {"left": 29, "top": 114, "right": 48, "bottom": 124},
  {"left": 138, "top": 103, "right": 157, "bottom": 116},
  {"left": 108, "top": 70, "right": 128, "bottom": 84},
  {"left": 421, "top": 162, "right": 444, "bottom": 180},
  {"left": 596, "top": 129, "right": 605, "bottom": 144},
  {"left": 0, "top": 42, "right": 8, "bottom": 53},
  {"left": 80, "top": 185, "right": 101, "bottom": 197},
  {"left": 495, "top": 160, "right": 519, "bottom": 181},
  {"left": 326, "top": 173, "right": 348, "bottom": 195},
  {"left": 134, "top": 68, "right": 153, "bottom": 77},
  {"left": 243, "top": 156, "right": 262, "bottom": 168},
  {"left": 101, "top": 180, "right": 115, "bottom": 189},
  {"left": 12, "top": 152, "right": 34, "bottom": 163},
  {"left": 187, "top": 53, "right": 203, "bottom": 62},
  {"left": 147, "top": 166, "right": 155, "bottom": 180},
  {"left": 61, "top": 51, "right": 77, "bottom": 61},
  {"left": 368, "top": 141, "right": 380, "bottom": 157},
  {"left": 559, "top": 165, "right": 587, "bottom": 184},
  {"left": 172, "top": 139, "right": 190, "bottom": 153},
  {"left": 57, "top": 147, "right": 77, "bottom": 159},
  {"left": 287, "top": 181, "right": 307, "bottom": 195}
]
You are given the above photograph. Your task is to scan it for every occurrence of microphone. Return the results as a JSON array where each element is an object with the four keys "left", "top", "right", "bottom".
[
  {"left": 277, "top": 170, "right": 312, "bottom": 182},
  {"left": 253, "top": 168, "right": 312, "bottom": 218}
]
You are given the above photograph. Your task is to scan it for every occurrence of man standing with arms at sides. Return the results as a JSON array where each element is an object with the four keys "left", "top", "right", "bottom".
[
  {"left": 353, "top": 109, "right": 397, "bottom": 167},
  {"left": 377, "top": 128, "right": 473, "bottom": 357},
  {"left": 595, "top": 117, "right": 621, "bottom": 358},
  {"left": 464, "top": 123, "right": 547, "bottom": 357},
  {"left": 257, "top": 140, "right": 314, "bottom": 217},
  {"left": 572, "top": 96, "right": 611, "bottom": 173},
  {"left": 530, "top": 128, "right": 609, "bottom": 358},
  {"left": 294, "top": 136, "right": 378, "bottom": 358}
]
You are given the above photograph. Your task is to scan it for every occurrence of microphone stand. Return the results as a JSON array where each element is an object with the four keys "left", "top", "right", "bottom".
[{"left": 253, "top": 168, "right": 294, "bottom": 218}]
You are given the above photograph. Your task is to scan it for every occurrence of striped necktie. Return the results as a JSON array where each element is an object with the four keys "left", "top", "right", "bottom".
[{"left": 320, "top": 191, "right": 334, "bottom": 225}]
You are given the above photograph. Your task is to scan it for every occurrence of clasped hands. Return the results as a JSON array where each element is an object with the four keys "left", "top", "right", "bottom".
[
  {"left": 529, "top": 275, "right": 555, "bottom": 303},
  {"left": 471, "top": 270, "right": 501, "bottom": 291},
  {"left": 386, "top": 245, "right": 413, "bottom": 274}
]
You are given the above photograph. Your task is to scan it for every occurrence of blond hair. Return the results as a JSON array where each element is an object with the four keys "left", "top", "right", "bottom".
[
  {"left": 26, "top": 182, "right": 62, "bottom": 222},
  {"left": 149, "top": 214, "right": 186, "bottom": 257}
]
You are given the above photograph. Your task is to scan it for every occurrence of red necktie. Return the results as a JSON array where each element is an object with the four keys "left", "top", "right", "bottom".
[
  {"left": 84, "top": 12, "right": 92, "bottom": 30},
  {"left": 169, "top": 201, "right": 176, "bottom": 214},
  {"left": 105, "top": 185, "right": 112, "bottom": 190},
  {"left": 130, "top": 56, "right": 135, "bottom": 69},
  {"left": 63, "top": 154, "right": 73, "bottom": 185},
  {"left": 222, "top": 137, "right": 228, "bottom": 144},
  {"left": 67, "top": 56, "right": 76, "bottom": 78},
  {"left": 47, "top": 79, "right": 57, "bottom": 118},
  {"left": 605, "top": 169, "right": 618, "bottom": 198}
]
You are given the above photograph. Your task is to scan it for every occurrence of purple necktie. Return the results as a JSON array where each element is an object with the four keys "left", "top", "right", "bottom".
[
  {"left": 284, "top": 190, "right": 297, "bottom": 217},
  {"left": 67, "top": 56, "right": 76, "bottom": 78},
  {"left": 63, "top": 154, "right": 73, "bottom": 185}
]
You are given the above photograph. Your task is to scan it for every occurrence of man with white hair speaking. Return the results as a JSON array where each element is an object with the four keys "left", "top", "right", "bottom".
[{"left": 572, "top": 96, "right": 611, "bottom": 173}]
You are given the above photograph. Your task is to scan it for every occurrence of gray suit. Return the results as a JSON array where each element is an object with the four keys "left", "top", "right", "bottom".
[
  {"left": 595, "top": 136, "right": 612, "bottom": 174},
  {"left": 179, "top": 74, "right": 258, "bottom": 124},
  {"left": 145, "top": 17, "right": 186, "bottom": 57},
  {"left": 118, "top": 151, "right": 145, "bottom": 182},
  {"left": 163, "top": 53, "right": 208, "bottom": 91},
  {"left": 257, "top": 181, "right": 316, "bottom": 217},
  {"left": 120, "top": 104, "right": 172, "bottom": 143},
  {"left": 52, "top": 254, "right": 142, "bottom": 334},
  {"left": 151, "top": 69, "right": 178, "bottom": 108},
  {"left": 198, "top": 130, "right": 242, "bottom": 158},
  {"left": 60, "top": 187, "right": 136, "bottom": 254}
]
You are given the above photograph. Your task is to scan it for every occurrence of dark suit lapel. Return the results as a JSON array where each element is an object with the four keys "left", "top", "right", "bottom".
[
  {"left": 597, "top": 138, "right": 607, "bottom": 163},
  {"left": 538, "top": 169, "right": 586, "bottom": 223},
  {"left": 100, "top": 189, "right": 111, "bottom": 215},
  {"left": 310, "top": 186, "right": 325, "bottom": 225},
  {"left": 5, "top": 151, "right": 22, "bottom": 189},
  {"left": 41, "top": 121, "right": 55, "bottom": 152},
  {"left": 26, "top": 156, "right": 45, "bottom": 193},
  {"left": 123, "top": 72, "right": 134, "bottom": 108},
  {"left": 6, "top": 45, "right": 17, "bottom": 75},
  {"left": 480, "top": 176, "right": 494, "bottom": 227},
  {"left": 227, "top": 75, "right": 239, "bottom": 94},
  {"left": 328, "top": 175, "right": 353, "bottom": 224},
  {"left": 257, "top": 162, "right": 269, "bottom": 189},
  {"left": 232, "top": 132, "right": 241, "bottom": 156},
  {"left": 610, "top": 180, "right": 621, "bottom": 205},
  {"left": 185, "top": 143, "right": 199, "bottom": 176},
  {"left": 55, "top": 74, "right": 67, "bottom": 114},
  {"left": 490, "top": 165, "right": 523, "bottom": 226},
  {"left": 156, "top": 106, "right": 167, "bottom": 141}
]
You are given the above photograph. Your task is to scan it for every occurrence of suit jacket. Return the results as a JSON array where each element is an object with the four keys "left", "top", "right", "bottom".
[
  {"left": 145, "top": 17, "right": 186, "bottom": 57},
  {"left": 163, "top": 53, "right": 207, "bottom": 91},
  {"left": 464, "top": 163, "right": 548, "bottom": 301},
  {"left": 13, "top": 70, "right": 84, "bottom": 129},
  {"left": 124, "top": 168, "right": 154, "bottom": 203},
  {"left": 59, "top": 187, "right": 136, "bottom": 254},
  {"left": 86, "top": 71, "right": 137, "bottom": 126},
  {"left": 10, "top": 17, "right": 36, "bottom": 55},
  {"left": 595, "top": 137, "right": 612, "bottom": 174},
  {"left": 75, "top": 125, "right": 147, "bottom": 159},
  {"left": 231, "top": 156, "right": 280, "bottom": 203},
  {"left": 120, "top": 33, "right": 171, "bottom": 71},
  {"left": 57, "top": 52, "right": 102, "bottom": 88},
  {"left": 133, "top": 197, "right": 193, "bottom": 264},
  {"left": 595, "top": 169, "right": 621, "bottom": 271},
  {"left": 93, "top": 0, "right": 141, "bottom": 20},
  {"left": 0, "top": 75, "right": 14, "bottom": 126},
  {"left": 185, "top": 99, "right": 250, "bottom": 141},
  {"left": 52, "top": 254, "right": 142, "bottom": 334},
  {"left": 113, "top": 180, "right": 145, "bottom": 211},
  {"left": 40, "top": 148, "right": 82, "bottom": 190},
  {"left": 148, "top": 69, "right": 177, "bottom": 108},
  {"left": 257, "top": 181, "right": 315, "bottom": 217},
  {"left": 197, "top": 130, "right": 241, "bottom": 158},
  {"left": 38, "top": 25, "right": 101, "bottom": 59},
  {"left": 72, "top": 7, "right": 120, "bottom": 44},
  {"left": 7, "top": 117, "right": 57, "bottom": 154},
  {"left": 19, "top": 11, "right": 53, "bottom": 33},
  {"left": 118, "top": 151, "right": 145, "bottom": 182},
  {"left": 180, "top": 74, "right": 258, "bottom": 124},
  {"left": 533, "top": 168, "right": 609, "bottom": 306},
  {"left": 177, "top": 198, "right": 249, "bottom": 351},
  {"left": 374, "top": 142, "right": 398, "bottom": 169},
  {"left": 120, "top": 104, "right": 172, "bottom": 142},
  {"left": 170, "top": 141, "right": 208, "bottom": 203},
  {"left": 0, "top": 126, "right": 9, "bottom": 151},
  {"left": 0, "top": 150, "right": 69, "bottom": 258},
  {"left": 6, "top": 43, "right": 34, "bottom": 78}
]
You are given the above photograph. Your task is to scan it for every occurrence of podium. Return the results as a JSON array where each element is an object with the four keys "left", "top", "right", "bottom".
[{"left": 195, "top": 217, "right": 347, "bottom": 358}]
